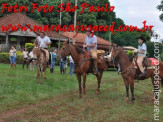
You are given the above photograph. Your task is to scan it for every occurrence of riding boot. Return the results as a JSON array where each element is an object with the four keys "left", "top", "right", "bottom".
[
  {"left": 138, "top": 70, "right": 146, "bottom": 79},
  {"left": 93, "top": 59, "right": 98, "bottom": 75},
  {"left": 14, "top": 64, "right": 16, "bottom": 68},
  {"left": 10, "top": 64, "right": 13, "bottom": 68}
]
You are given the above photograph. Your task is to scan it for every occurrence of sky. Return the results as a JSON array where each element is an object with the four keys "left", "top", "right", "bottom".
[{"left": 109, "top": 0, "right": 163, "bottom": 42}]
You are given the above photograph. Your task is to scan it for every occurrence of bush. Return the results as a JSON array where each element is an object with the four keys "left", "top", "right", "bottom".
[
  {"left": 0, "top": 52, "right": 23, "bottom": 64},
  {"left": 127, "top": 50, "right": 134, "bottom": 56},
  {"left": 25, "top": 43, "right": 34, "bottom": 51}
]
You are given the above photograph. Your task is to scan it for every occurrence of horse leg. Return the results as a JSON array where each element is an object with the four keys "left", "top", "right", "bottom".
[
  {"left": 129, "top": 79, "right": 135, "bottom": 102},
  {"left": 76, "top": 73, "right": 82, "bottom": 98},
  {"left": 83, "top": 73, "right": 87, "bottom": 97},
  {"left": 37, "top": 67, "right": 40, "bottom": 78},
  {"left": 96, "top": 70, "right": 103, "bottom": 94},
  {"left": 123, "top": 78, "right": 129, "bottom": 101},
  {"left": 37, "top": 68, "right": 40, "bottom": 84}
]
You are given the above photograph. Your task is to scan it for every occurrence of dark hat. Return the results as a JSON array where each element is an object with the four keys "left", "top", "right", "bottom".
[
  {"left": 137, "top": 36, "right": 146, "bottom": 42},
  {"left": 87, "top": 28, "right": 93, "bottom": 33}
]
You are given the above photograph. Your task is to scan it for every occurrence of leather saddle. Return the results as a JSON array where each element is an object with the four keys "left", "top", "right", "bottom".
[{"left": 133, "top": 56, "right": 156, "bottom": 68}]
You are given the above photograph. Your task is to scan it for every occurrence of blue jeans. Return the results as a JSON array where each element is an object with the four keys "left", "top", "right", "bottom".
[
  {"left": 69, "top": 63, "right": 74, "bottom": 75},
  {"left": 118, "top": 66, "right": 121, "bottom": 72},
  {"left": 60, "top": 62, "right": 65, "bottom": 70},
  {"left": 50, "top": 60, "right": 55, "bottom": 69},
  {"left": 10, "top": 56, "right": 16, "bottom": 64}
]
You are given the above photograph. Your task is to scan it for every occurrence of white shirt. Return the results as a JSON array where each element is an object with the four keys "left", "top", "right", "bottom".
[
  {"left": 69, "top": 55, "right": 74, "bottom": 63},
  {"left": 85, "top": 35, "right": 97, "bottom": 51},
  {"left": 29, "top": 51, "right": 33, "bottom": 58},
  {"left": 37, "top": 36, "right": 51, "bottom": 48},
  {"left": 138, "top": 43, "right": 147, "bottom": 57},
  {"left": 10, "top": 49, "right": 16, "bottom": 57},
  {"left": 23, "top": 51, "right": 28, "bottom": 58}
]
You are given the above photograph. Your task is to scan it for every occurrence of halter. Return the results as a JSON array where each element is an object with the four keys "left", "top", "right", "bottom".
[
  {"left": 111, "top": 49, "right": 135, "bottom": 74},
  {"left": 61, "top": 44, "right": 70, "bottom": 58}
]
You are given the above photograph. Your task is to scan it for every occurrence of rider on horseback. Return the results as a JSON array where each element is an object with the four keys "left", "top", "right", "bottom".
[
  {"left": 34, "top": 31, "right": 51, "bottom": 63},
  {"left": 83, "top": 28, "right": 98, "bottom": 75},
  {"left": 136, "top": 36, "right": 147, "bottom": 78},
  {"left": 35, "top": 31, "right": 51, "bottom": 49}
]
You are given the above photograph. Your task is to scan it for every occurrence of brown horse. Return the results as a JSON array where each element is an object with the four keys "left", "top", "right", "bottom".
[
  {"left": 109, "top": 46, "right": 163, "bottom": 102},
  {"left": 57, "top": 42, "right": 109, "bottom": 98},
  {"left": 33, "top": 46, "right": 48, "bottom": 84}
]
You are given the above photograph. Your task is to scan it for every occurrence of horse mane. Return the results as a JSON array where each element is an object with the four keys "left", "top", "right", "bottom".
[
  {"left": 72, "top": 45, "right": 85, "bottom": 54},
  {"left": 117, "top": 46, "right": 131, "bottom": 62}
]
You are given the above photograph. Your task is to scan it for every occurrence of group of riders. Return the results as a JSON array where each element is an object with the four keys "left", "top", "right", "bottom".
[{"left": 34, "top": 29, "right": 147, "bottom": 78}]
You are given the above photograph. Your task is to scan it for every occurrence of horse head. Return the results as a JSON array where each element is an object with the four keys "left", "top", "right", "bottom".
[
  {"left": 57, "top": 41, "right": 71, "bottom": 60},
  {"left": 33, "top": 45, "right": 40, "bottom": 60},
  {"left": 108, "top": 44, "right": 120, "bottom": 61}
]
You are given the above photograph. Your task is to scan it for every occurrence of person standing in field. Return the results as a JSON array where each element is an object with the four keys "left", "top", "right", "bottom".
[
  {"left": 22, "top": 48, "right": 29, "bottom": 69},
  {"left": 9, "top": 46, "right": 17, "bottom": 68},
  {"left": 69, "top": 55, "right": 74, "bottom": 75},
  {"left": 50, "top": 49, "right": 57, "bottom": 73},
  {"left": 29, "top": 50, "right": 34, "bottom": 71}
]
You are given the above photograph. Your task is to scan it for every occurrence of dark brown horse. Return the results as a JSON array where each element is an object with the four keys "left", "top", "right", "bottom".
[
  {"left": 33, "top": 46, "right": 49, "bottom": 84},
  {"left": 57, "top": 42, "right": 109, "bottom": 97},
  {"left": 109, "top": 46, "right": 163, "bottom": 102}
]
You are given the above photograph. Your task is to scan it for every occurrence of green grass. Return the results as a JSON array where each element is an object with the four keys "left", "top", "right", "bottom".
[{"left": 0, "top": 64, "right": 162, "bottom": 121}]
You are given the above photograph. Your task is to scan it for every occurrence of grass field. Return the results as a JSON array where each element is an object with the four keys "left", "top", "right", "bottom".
[{"left": 0, "top": 64, "right": 162, "bottom": 121}]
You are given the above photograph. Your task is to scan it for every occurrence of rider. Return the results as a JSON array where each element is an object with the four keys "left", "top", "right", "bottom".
[
  {"left": 83, "top": 28, "right": 98, "bottom": 75},
  {"left": 136, "top": 36, "right": 147, "bottom": 78},
  {"left": 34, "top": 31, "right": 52, "bottom": 63}
]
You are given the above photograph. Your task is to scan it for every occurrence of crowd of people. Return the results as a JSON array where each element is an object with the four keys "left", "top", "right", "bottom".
[{"left": 9, "top": 45, "right": 75, "bottom": 75}]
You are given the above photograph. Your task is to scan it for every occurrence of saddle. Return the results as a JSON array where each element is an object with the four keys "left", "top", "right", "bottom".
[
  {"left": 133, "top": 56, "right": 159, "bottom": 80},
  {"left": 133, "top": 56, "right": 158, "bottom": 68},
  {"left": 83, "top": 50, "right": 105, "bottom": 64}
]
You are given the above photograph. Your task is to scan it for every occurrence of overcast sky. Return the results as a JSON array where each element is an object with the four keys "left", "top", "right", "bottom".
[{"left": 110, "top": 0, "right": 163, "bottom": 41}]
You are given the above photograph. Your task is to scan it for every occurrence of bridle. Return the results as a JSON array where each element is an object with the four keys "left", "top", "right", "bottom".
[
  {"left": 60, "top": 44, "right": 70, "bottom": 58},
  {"left": 111, "top": 48, "right": 135, "bottom": 74}
]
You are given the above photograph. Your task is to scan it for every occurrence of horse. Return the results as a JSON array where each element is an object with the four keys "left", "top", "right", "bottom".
[
  {"left": 57, "top": 42, "right": 109, "bottom": 98},
  {"left": 33, "top": 45, "right": 49, "bottom": 84},
  {"left": 109, "top": 46, "right": 163, "bottom": 102}
]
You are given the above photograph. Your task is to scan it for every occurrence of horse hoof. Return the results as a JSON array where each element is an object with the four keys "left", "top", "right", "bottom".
[
  {"left": 79, "top": 94, "right": 82, "bottom": 98},
  {"left": 124, "top": 97, "right": 129, "bottom": 102}
]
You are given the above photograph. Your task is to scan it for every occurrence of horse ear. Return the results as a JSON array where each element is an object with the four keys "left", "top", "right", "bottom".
[{"left": 67, "top": 38, "right": 70, "bottom": 44}]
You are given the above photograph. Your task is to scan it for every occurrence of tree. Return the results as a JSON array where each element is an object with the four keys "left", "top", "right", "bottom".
[{"left": 157, "top": 0, "right": 163, "bottom": 22}]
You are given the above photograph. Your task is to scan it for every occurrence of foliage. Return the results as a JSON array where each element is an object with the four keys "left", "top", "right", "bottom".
[
  {"left": 0, "top": 52, "right": 23, "bottom": 64},
  {"left": 126, "top": 50, "right": 134, "bottom": 56},
  {"left": 157, "top": 0, "right": 163, "bottom": 22},
  {"left": 25, "top": 43, "right": 34, "bottom": 51}
]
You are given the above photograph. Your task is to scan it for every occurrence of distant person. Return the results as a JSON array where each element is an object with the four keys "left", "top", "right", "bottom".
[
  {"left": 69, "top": 55, "right": 74, "bottom": 75},
  {"left": 9, "top": 46, "right": 17, "bottom": 68},
  {"left": 60, "top": 57, "right": 66, "bottom": 74},
  {"left": 50, "top": 49, "right": 57, "bottom": 73},
  {"left": 29, "top": 50, "right": 34, "bottom": 71},
  {"left": 22, "top": 48, "right": 29, "bottom": 69}
]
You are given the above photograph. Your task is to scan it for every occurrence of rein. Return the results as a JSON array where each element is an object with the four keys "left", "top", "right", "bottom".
[{"left": 112, "top": 50, "right": 135, "bottom": 74}]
